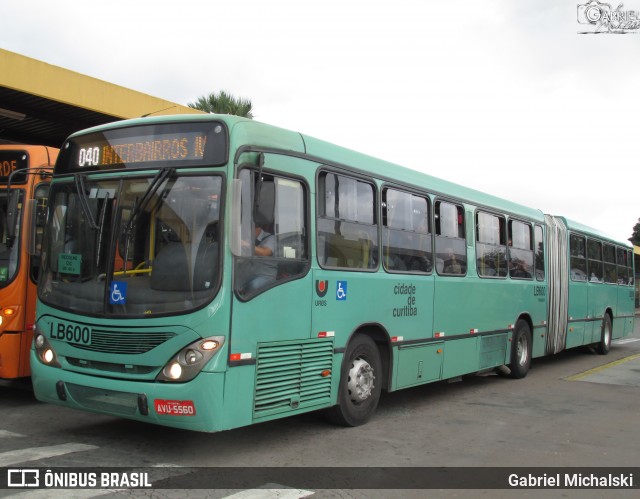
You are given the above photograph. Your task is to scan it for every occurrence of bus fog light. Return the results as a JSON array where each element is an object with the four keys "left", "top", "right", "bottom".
[
  {"left": 33, "top": 331, "right": 61, "bottom": 368},
  {"left": 156, "top": 336, "right": 225, "bottom": 383}
]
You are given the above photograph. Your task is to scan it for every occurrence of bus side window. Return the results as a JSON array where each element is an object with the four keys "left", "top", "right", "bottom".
[
  {"left": 317, "top": 172, "right": 377, "bottom": 270},
  {"left": 476, "top": 211, "right": 507, "bottom": 278},
  {"left": 434, "top": 200, "right": 466, "bottom": 275},
  {"left": 570, "top": 234, "right": 587, "bottom": 281},
  {"left": 534, "top": 224, "right": 545, "bottom": 281},
  {"left": 382, "top": 188, "right": 432, "bottom": 273},
  {"left": 587, "top": 239, "right": 603, "bottom": 283},
  {"left": 508, "top": 220, "right": 533, "bottom": 280},
  {"left": 616, "top": 247, "right": 629, "bottom": 285},
  {"left": 235, "top": 169, "right": 308, "bottom": 298},
  {"left": 603, "top": 244, "right": 617, "bottom": 284}
]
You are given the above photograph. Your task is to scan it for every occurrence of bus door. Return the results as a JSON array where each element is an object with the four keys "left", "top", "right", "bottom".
[{"left": 231, "top": 157, "right": 314, "bottom": 422}]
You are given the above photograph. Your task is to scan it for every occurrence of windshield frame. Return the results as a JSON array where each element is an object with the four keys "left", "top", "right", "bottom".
[{"left": 38, "top": 170, "right": 226, "bottom": 319}]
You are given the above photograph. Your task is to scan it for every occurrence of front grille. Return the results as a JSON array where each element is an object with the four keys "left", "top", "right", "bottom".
[
  {"left": 67, "top": 358, "right": 156, "bottom": 374},
  {"left": 70, "top": 329, "right": 176, "bottom": 354}
]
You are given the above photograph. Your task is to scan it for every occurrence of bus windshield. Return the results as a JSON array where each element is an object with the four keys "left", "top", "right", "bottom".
[
  {"left": 39, "top": 173, "right": 222, "bottom": 316},
  {"left": 0, "top": 189, "right": 24, "bottom": 285}
]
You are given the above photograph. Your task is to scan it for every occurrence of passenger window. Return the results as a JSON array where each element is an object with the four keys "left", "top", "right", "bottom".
[
  {"left": 317, "top": 172, "right": 377, "bottom": 270},
  {"left": 234, "top": 169, "right": 308, "bottom": 298},
  {"left": 476, "top": 211, "right": 507, "bottom": 278},
  {"left": 617, "top": 247, "right": 629, "bottom": 285},
  {"left": 508, "top": 220, "right": 533, "bottom": 280},
  {"left": 435, "top": 200, "right": 466, "bottom": 275},
  {"left": 382, "top": 188, "right": 432, "bottom": 273},
  {"left": 603, "top": 244, "right": 617, "bottom": 284},
  {"left": 570, "top": 234, "right": 587, "bottom": 281},
  {"left": 587, "top": 240, "right": 603, "bottom": 283},
  {"left": 534, "top": 224, "right": 545, "bottom": 281}
]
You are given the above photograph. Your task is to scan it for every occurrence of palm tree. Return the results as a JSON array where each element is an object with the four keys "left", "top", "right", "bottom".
[
  {"left": 630, "top": 218, "right": 640, "bottom": 246},
  {"left": 187, "top": 90, "right": 253, "bottom": 118}
]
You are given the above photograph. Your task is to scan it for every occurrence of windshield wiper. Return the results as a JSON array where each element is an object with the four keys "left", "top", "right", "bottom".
[
  {"left": 122, "top": 168, "right": 175, "bottom": 272},
  {"left": 124, "top": 168, "right": 175, "bottom": 236},
  {"left": 95, "top": 192, "right": 111, "bottom": 269},
  {"left": 74, "top": 174, "right": 98, "bottom": 230}
]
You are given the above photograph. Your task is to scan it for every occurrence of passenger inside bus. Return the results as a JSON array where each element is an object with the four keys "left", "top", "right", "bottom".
[
  {"left": 239, "top": 221, "right": 278, "bottom": 294},
  {"left": 443, "top": 248, "right": 463, "bottom": 274}
]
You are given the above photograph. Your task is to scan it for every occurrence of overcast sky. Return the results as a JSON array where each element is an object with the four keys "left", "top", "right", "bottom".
[{"left": 2, "top": 0, "right": 638, "bottom": 243}]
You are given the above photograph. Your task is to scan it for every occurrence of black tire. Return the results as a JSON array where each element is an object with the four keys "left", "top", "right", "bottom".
[
  {"left": 596, "top": 314, "right": 612, "bottom": 355},
  {"left": 325, "top": 334, "right": 382, "bottom": 427},
  {"left": 509, "top": 320, "right": 532, "bottom": 379}
]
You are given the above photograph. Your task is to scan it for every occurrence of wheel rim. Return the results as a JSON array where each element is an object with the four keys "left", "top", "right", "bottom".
[
  {"left": 516, "top": 335, "right": 529, "bottom": 366},
  {"left": 604, "top": 321, "right": 611, "bottom": 347},
  {"left": 347, "top": 357, "right": 375, "bottom": 403}
]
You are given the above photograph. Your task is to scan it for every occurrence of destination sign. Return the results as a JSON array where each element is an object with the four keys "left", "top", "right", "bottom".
[
  {"left": 77, "top": 132, "right": 208, "bottom": 168},
  {"left": 58, "top": 121, "right": 228, "bottom": 173},
  {"left": 0, "top": 150, "right": 28, "bottom": 184}
]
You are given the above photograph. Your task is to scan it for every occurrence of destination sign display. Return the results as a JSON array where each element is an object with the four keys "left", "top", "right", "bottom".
[
  {"left": 77, "top": 132, "right": 208, "bottom": 168},
  {"left": 58, "top": 121, "right": 228, "bottom": 173},
  {"left": 0, "top": 150, "right": 28, "bottom": 184}
]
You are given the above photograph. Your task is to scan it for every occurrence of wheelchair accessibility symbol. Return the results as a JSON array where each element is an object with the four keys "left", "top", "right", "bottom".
[
  {"left": 336, "top": 281, "right": 347, "bottom": 301},
  {"left": 110, "top": 281, "right": 128, "bottom": 305}
]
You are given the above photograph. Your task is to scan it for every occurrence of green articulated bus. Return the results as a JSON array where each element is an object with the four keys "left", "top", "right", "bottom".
[{"left": 31, "top": 115, "right": 636, "bottom": 432}]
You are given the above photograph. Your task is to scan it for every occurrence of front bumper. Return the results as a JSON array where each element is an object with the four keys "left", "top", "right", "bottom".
[{"left": 31, "top": 350, "right": 228, "bottom": 432}]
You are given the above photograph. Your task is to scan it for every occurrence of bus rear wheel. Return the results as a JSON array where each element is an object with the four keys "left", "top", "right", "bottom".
[
  {"left": 596, "top": 314, "right": 612, "bottom": 355},
  {"left": 325, "top": 334, "right": 382, "bottom": 427},
  {"left": 509, "top": 320, "right": 532, "bottom": 379}
]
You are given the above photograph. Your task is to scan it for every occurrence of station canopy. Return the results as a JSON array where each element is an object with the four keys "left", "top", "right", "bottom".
[{"left": 0, "top": 49, "right": 202, "bottom": 148}]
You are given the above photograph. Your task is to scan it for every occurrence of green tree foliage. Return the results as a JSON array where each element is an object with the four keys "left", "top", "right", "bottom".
[
  {"left": 187, "top": 90, "right": 253, "bottom": 118},
  {"left": 630, "top": 218, "right": 640, "bottom": 246}
]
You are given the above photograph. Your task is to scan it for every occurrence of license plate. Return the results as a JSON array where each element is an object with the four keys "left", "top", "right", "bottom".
[
  {"left": 49, "top": 321, "right": 92, "bottom": 346},
  {"left": 154, "top": 399, "right": 196, "bottom": 416}
]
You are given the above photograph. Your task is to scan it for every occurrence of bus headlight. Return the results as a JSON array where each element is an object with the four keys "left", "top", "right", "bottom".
[
  {"left": 33, "top": 332, "right": 61, "bottom": 368},
  {"left": 156, "top": 336, "right": 225, "bottom": 382}
]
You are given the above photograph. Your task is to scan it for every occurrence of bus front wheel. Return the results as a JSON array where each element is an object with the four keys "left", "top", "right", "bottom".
[
  {"left": 325, "top": 334, "right": 382, "bottom": 427},
  {"left": 509, "top": 320, "right": 532, "bottom": 379}
]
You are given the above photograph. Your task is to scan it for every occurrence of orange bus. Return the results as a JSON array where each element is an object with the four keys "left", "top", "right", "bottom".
[{"left": 0, "top": 144, "right": 56, "bottom": 378}]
